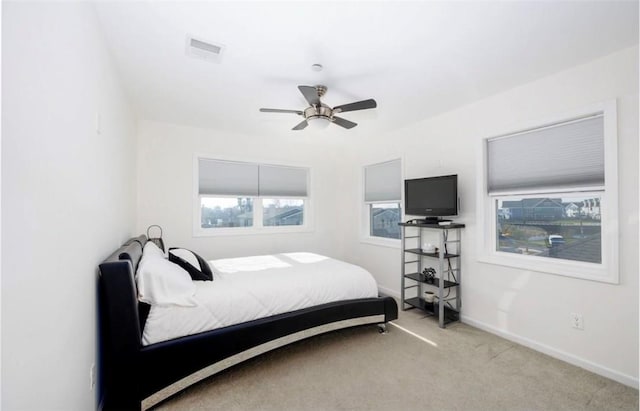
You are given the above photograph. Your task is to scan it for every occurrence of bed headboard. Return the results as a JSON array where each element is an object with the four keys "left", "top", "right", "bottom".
[{"left": 98, "top": 236, "right": 148, "bottom": 410}]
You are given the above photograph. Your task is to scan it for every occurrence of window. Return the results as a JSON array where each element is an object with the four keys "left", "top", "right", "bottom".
[
  {"left": 201, "top": 197, "right": 253, "bottom": 228},
  {"left": 496, "top": 194, "right": 602, "bottom": 264},
  {"left": 479, "top": 101, "right": 618, "bottom": 283},
  {"left": 195, "top": 158, "right": 309, "bottom": 235},
  {"left": 369, "top": 202, "right": 401, "bottom": 238},
  {"left": 363, "top": 159, "right": 402, "bottom": 242},
  {"left": 263, "top": 199, "right": 304, "bottom": 226}
]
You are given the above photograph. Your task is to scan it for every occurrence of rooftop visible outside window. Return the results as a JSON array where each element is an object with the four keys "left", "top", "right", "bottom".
[
  {"left": 263, "top": 199, "right": 304, "bottom": 227},
  {"left": 370, "top": 202, "right": 401, "bottom": 239}
]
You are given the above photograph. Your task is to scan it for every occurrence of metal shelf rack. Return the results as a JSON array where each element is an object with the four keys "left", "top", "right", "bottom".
[{"left": 399, "top": 222, "right": 465, "bottom": 328}]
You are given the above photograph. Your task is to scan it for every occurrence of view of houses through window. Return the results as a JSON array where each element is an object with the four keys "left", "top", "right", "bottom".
[
  {"left": 496, "top": 195, "right": 602, "bottom": 263},
  {"left": 201, "top": 197, "right": 254, "bottom": 228},
  {"left": 201, "top": 197, "right": 304, "bottom": 228},
  {"left": 263, "top": 199, "right": 304, "bottom": 226},
  {"left": 370, "top": 202, "right": 401, "bottom": 239}
]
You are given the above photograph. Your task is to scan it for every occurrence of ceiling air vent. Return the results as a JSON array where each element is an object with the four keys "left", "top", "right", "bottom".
[{"left": 186, "top": 35, "right": 225, "bottom": 63}]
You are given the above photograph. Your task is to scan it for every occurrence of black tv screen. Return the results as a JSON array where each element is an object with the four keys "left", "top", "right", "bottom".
[{"left": 404, "top": 174, "right": 458, "bottom": 217}]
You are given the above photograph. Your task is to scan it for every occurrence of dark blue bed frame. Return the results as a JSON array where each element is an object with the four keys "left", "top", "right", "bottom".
[{"left": 98, "top": 236, "right": 398, "bottom": 410}]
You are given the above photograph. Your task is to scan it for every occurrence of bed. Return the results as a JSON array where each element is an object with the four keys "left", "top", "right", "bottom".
[{"left": 98, "top": 235, "right": 398, "bottom": 410}]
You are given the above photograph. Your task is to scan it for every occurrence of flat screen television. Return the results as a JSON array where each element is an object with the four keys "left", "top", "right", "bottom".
[{"left": 404, "top": 174, "right": 458, "bottom": 221}]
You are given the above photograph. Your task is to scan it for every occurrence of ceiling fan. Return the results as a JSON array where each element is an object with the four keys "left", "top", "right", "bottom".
[{"left": 259, "top": 85, "right": 377, "bottom": 130}]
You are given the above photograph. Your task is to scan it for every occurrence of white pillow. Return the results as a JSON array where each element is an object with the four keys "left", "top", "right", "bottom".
[
  {"left": 143, "top": 241, "right": 166, "bottom": 259},
  {"left": 136, "top": 253, "right": 197, "bottom": 307}
]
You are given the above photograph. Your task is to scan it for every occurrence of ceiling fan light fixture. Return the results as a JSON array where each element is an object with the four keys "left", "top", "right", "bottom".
[{"left": 307, "top": 116, "right": 332, "bottom": 129}]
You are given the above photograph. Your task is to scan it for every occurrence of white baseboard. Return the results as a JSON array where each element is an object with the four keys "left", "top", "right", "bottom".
[
  {"left": 460, "top": 314, "right": 639, "bottom": 389},
  {"left": 378, "top": 285, "right": 401, "bottom": 299}
]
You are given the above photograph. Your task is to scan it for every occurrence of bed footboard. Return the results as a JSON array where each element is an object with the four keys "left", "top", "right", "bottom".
[{"left": 139, "top": 297, "right": 396, "bottom": 409}]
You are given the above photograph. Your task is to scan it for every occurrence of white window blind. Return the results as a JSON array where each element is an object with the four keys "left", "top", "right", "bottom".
[
  {"left": 259, "top": 164, "right": 308, "bottom": 197},
  {"left": 487, "top": 114, "right": 604, "bottom": 194},
  {"left": 199, "top": 159, "right": 259, "bottom": 196},
  {"left": 199, "top": 158, "right": 308, "bottom": 197},
  {"left": 364, "top": 159, "right": 401, "bottom": 202}
]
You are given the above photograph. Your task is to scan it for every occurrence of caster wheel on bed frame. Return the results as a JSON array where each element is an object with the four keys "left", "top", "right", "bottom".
[{"left": 378, "top": 323, "right": 387, "bottom": 334}]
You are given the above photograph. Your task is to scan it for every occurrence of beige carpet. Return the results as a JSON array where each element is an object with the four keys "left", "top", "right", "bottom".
[{"left": 154, "top": 308, "right": 638, "bottom": 410}]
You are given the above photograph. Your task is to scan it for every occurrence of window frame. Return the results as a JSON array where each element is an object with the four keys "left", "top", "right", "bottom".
[
  {"left": 193, "top": 155, "right": 313, "bottom": 237},
  {"left": 360, "top": 158, "right": 402, "bottom": 248},
  {"left": 476, "top": 100, "right": 619, "bottom": 283}
]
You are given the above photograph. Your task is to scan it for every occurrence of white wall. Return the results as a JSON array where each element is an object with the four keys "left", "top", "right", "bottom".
[
  {"left": 342, "top": 46, "right": 639, "bottom": 387},
  {"left": 136, "top": 120, "right": 350, "bottom": 261},
  {"left": 2, "top": 3, "right": 136, "bottom": 410},
  {"left": 0, "top": 2, "right": 4, "bottom": 407}
]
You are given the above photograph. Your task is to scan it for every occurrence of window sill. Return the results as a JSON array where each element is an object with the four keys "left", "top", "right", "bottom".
[
  {"left": 194, "top": 225, "right": 314, "bottom": 237},
  {"left": 477, "top": 252, "right": 617, "bottom": 284},
  {"left": 360, "top": 236, "right": 401, "bottom": 249}
]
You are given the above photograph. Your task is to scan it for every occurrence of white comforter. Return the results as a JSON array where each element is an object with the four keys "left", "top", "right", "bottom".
[{"left": 142, "top": 252, "right": 379, "bottom": 345}]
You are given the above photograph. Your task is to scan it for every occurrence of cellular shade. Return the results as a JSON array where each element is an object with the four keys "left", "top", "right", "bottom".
[
  {"left": 198, "top": 159, "right": 259, "bottom": 196},
  {"left": 364, "top": 159, "right": 401, "bottom": 202},
  {"left": 487, "top": 114, "right": 604, "bottom": 194},
  {"left": 199, "top": 159, "right": 308, "bottom": 197},
  {"left": 259, "top": 164, "right": 308, "bottom": 197}
]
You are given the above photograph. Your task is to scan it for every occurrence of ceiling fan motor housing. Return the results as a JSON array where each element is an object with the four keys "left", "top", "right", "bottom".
[{"left": 304, "top": 104, "right": 333, "bottom": 121}]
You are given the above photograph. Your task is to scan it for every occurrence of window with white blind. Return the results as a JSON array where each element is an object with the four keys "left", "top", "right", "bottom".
[
  {"left": 478, "top": 101, "right": 619, "bottom": 283},
  {"left": 363, "top": 159, "right": 402, "bottom": 243},
  {"left": 195, "top": 158, "right": 310, "bottom": 235}
]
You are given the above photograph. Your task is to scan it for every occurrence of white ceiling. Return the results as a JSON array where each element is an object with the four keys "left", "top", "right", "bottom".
[{"left": 94, "top": 1, "right": 638, "bottom": 138}]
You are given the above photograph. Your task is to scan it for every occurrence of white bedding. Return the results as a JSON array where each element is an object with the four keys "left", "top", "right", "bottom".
[{"left": 142, "top": 252, "right": 379, "bottom": 345}]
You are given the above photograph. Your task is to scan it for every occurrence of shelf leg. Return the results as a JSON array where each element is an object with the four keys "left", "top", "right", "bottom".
[
  {"left": 456, "top": 228, "right": 462, "bottom": 313},
  {"left": 438, "top": 229, "right": 445, "bottom": 328},
  {"left": 400, "top": 225, "right": 405, "bottom": 309}
]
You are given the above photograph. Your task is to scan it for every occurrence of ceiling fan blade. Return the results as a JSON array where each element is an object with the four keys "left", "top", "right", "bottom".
[
  {"left": 333, "top": 99, "right": 377, "bottom": 114},
  {"left": 260, "top": 108, "right": 303, "bottom": 115},
  {"left": 332, "top": 116, "right": 357, "bottom": 129},
  {"left": 298, "top": 85, "right": 321, "bottom": 106},
  {"left": 292, "top": 120, "right": 309, "bottom": 130}
]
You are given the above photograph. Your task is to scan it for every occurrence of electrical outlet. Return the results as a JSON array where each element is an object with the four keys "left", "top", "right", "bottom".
[
  {"left": 90, "top": 363, "right": 96, "bottom": 391},
  {"left": 570, "top": 313, "right": 584, "bottom": 330}
]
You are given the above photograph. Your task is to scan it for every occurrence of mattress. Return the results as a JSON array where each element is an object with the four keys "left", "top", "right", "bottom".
[{"left": 142, "top": 252, "right": 379, "bottom": 345}]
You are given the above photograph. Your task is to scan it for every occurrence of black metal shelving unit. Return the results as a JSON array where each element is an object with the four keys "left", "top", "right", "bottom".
[{"left": 399, "top": 222, "right": 465, "bottom": 328}]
